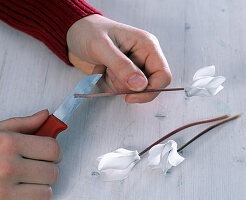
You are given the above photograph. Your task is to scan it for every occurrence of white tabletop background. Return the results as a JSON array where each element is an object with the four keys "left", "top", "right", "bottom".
[{"left": 0, "top": 0, "right": 245, "bottom": 199}]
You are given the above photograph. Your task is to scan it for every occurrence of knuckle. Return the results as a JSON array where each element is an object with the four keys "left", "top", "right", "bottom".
[
  {"left": 164, "top": 71, "right": 172, "bottom": 86},
  {"left": 0, "top": 160, "right": 16, "bottom": 180},
  {"left": 0, "top": 133, "right": 16, "bottom": 153},
  {"left": 140, "top": 31, "right": 159, "bottom": 46},
  {"left": 158, "top": 69, "right": 172, "bottom": 87},
  {"left": 48, "top": 139, "right": 61, "bottom": 160},
  {"left": 167, "top": 73, "right": 172, "bottom": 85},
  {"left": 115, "top": 58, "right": 133, "bottom": 71},
  {"left": 51, "top": 165, "right": 59, "bottom": 184},
  {"left": 44, "top": 186, "right": 53, "bottom": 200}
]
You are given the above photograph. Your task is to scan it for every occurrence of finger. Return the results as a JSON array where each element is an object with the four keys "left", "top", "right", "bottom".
[
  {"left": 106, "top": 68, "right": 128, "bottom": 92},
  {"left": 144, "top": 42, "right": 171, "bottom": 80},
  {"left": 0, "top": 110, "right": 49, "bottom": 134},
  {"left": 125, "top": 71, "right": 171, "bottom": 103},
  {"left": 95, "top": 66, "right": 128, "bottom": 95},
  {"left": 90, "top": 65, "right": 114, "bottom": 93},
  {"left": 15, "top": 134, "right": 61, "bottom": 162},
  {"left": 12, "top": 184, "right": 52, "bottom": 200},
  {"left": 97, "top": 37, "right": 148, "bottom": 91},
  {"left": 126, "top": 40, "right": 172, "bottom": 103},
  {"left": 106, "top": 68, "right": 134, "bottom": 100},
  {"left": 19, "top": 159, "right": 59, "bottom": 185},
  {"left": 128, "top": 49, "right": 147, "bottom": 69},
  {"left": 105, "top": 68, "right": 118, "bottom": 92}
]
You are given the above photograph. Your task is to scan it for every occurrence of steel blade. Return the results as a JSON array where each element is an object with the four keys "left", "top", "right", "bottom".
[{"left": 53, "top": 74, "right": 102, "bottom": 122}]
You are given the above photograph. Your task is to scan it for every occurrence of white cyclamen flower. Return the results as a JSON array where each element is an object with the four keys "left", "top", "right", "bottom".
[
  {"left": 97, "top": 148, "right": 140, "bottom": 181},
  {"left": 185, "top": 65, "right": 226, "bottom": 97},
  {"left": 148, "top": 140, "right": 184, "bottom": 174}
]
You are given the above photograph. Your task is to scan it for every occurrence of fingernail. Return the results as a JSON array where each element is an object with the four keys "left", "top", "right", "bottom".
[
  {"left": 107, "top": 68, "right": 115, "bottom": 81},
  {"left": 127, "top": 98, "right": 140, "bottom": 103},
  {"left": 127, "top": 74, "right": 147, "bottom": 90}
]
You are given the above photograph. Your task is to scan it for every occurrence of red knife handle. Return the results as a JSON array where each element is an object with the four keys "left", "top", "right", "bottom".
[{"left": 35, "top": 115, "right": 68, "bottom": 139}]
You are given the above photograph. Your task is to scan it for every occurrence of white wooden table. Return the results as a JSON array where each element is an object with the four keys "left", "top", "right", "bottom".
[{"left": 0, "top": 0, "right": 245, "bottom": 199}]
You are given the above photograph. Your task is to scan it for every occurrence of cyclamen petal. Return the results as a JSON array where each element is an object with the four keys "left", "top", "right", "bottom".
[
  {"left": 185, "top": 86, "right": 211, "bottom": 97},
  {"left": 168, "top": 148, "right": 185, "bottom": 166},
  {"left": 148, "top": 140, "right": 184, "bottom": 174},
  {"left": 191, "top": 76, "right": 214, "bottom": 88},
  {"left": 209, "top": 85, "right": 224, "bottom": 96},
  {"left": 193, "top": 65, "right": 215, "bottom": 81},
  {"left": 99, "top": 161, "right": 138, "bottom": 181},
  {"left": 185, "top": 65, "right": 226, "bottom": 97},
  {"left": 206, "top": 76, "right": 226, "bottom": 88},
  {"left": 147, "top": 144, "right": 165, "bottom": 167},
  {"left": 97, "top": 148, "right": 140, "bottom": 181},
  {"left": 97, "top": 148, "right": 139, "bottom": 170}
]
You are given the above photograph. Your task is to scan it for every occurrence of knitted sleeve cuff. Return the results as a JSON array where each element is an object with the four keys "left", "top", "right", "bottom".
[{"left": 0, "top": 0, "right": 102, "bottom": 65}]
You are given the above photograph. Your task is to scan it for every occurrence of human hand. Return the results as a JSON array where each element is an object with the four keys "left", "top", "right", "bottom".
[
  {"left": 67, "top": 14, "right": 172, "bottom": 103},
  {"left": 0, "top": 110, "right": 61, "bottom": 200}
]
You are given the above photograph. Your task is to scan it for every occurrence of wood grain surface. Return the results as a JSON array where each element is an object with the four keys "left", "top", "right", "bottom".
[{"left": 0, "top": 0, "right": 245, "bottom": 199}]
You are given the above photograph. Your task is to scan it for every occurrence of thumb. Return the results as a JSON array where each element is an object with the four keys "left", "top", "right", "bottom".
[
  {"left": 99, "top": 38, "right": 148, "bottom": 91},
  {"left": 0, "top": 110, "right": 49, "bottom": 134}
]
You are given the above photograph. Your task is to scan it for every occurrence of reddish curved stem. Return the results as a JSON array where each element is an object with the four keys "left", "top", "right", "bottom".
[
  {"left": 139, "top": 114, "right": 229, "bottom": 156},
  {"left": 74, "top": 88, "right": 184, "bottom": 98},
  {"left": 177, "top": 114, "right": 240, "bottom": 152}
]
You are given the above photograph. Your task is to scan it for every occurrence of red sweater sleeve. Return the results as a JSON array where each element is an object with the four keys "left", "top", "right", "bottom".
[{"left": 0, "top": 0, "right": 102, "bottom": 65}]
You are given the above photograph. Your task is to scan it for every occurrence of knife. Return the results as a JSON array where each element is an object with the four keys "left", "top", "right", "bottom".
[{"left": 35, "top": 74, "right": 102, "bottom": 138}]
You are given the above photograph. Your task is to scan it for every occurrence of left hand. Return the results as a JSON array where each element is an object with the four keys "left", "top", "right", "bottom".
[
  {"left": 67, "top": 14, "right": 172, "bottom": 103},
  {"left": 0, "top": 110, "right": 61, "bottom": 200}
]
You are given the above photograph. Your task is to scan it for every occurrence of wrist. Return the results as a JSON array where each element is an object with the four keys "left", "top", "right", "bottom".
[{"left": 67, "top": 14, "right": 106, "bottom": 73}]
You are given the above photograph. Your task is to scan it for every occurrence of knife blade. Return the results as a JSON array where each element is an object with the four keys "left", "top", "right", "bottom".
[{"left": 35, "top": 74, "right": 102, "bottom": 138}]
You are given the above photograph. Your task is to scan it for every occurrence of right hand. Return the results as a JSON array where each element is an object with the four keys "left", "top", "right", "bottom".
[
  {"left": 0, "top": 110, "right": 61, "bottom": 200},
  {"left": 67, "top": 14, "right": 172, "bottom": 103}
]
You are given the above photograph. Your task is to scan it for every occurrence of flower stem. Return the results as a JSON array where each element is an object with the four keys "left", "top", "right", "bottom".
[
  {"left": 74, "top": 88, "right": 185, "bottom": 98},
  {"left": 138, "top": 114, "right": 229, "bottom": 157},
  {"left": 177, "top": 114, "right": 241, "bottom": 152}
]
